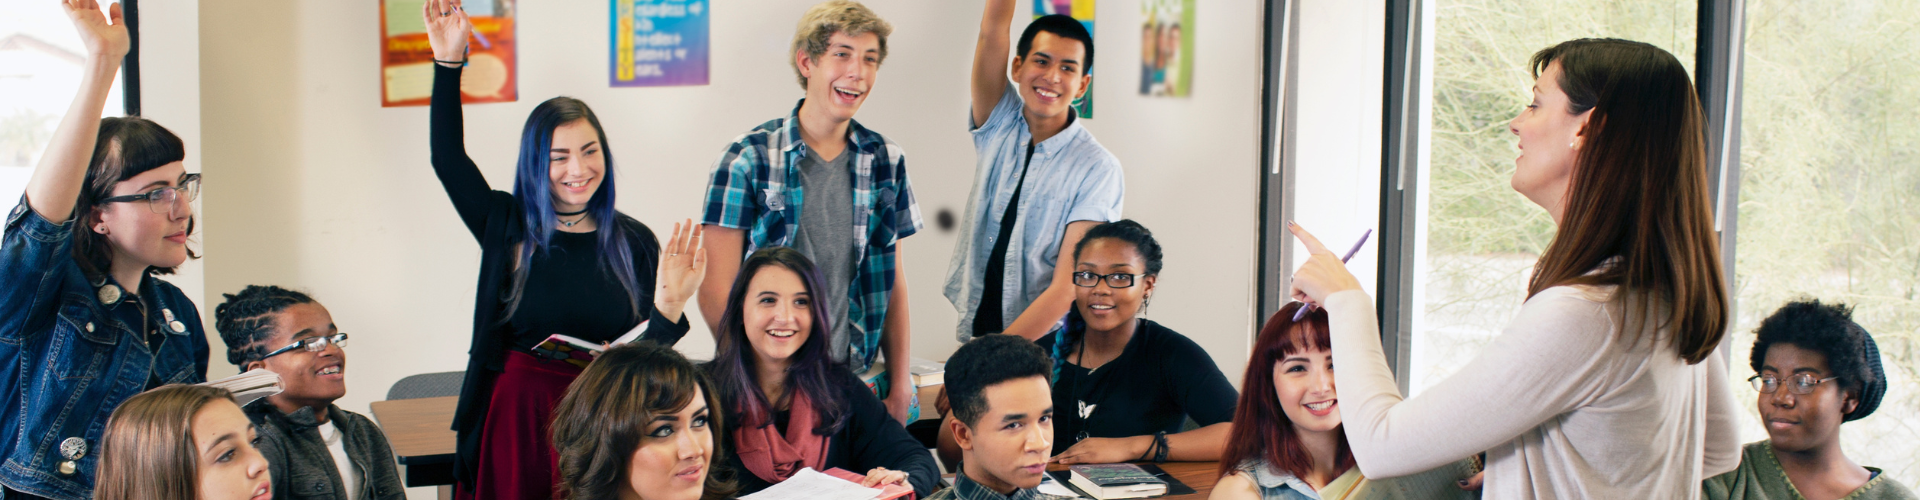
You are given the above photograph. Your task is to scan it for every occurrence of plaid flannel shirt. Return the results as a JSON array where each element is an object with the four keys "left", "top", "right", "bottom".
[{"left": 700, "top": 100, "right": 922, "bottom": 373}]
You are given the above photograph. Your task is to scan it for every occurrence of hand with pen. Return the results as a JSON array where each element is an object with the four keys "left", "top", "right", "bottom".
[{"left": 1286, "top": 221, "right": 1369, "bottom": 310}]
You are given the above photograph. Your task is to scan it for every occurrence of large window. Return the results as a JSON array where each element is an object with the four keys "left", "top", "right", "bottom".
[
  {"left": 1409, "top": 0, "right": 1696, "bottom": 394},
  {"left": 1732, "top": 0, "right": 1918, "bottom": 483},
  {"left": 0, "top": 2, "right": 126, "bottom": 203}
]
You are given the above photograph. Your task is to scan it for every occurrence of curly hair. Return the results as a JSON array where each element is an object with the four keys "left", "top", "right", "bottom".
[
  {"left": 947, "top": 334, "right": 1053, "bottom": 427},
  {"left": 1750, "top": 299, "right": 1881, "bottom": 421},
  {"left": 213, "top": 285, "right": 315, "bottom": 367},
  {"left": 789, "top": 0, "right": 892, "bottom": 89}
]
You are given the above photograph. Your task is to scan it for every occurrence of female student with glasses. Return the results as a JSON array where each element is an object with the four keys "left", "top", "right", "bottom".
[{"left": 0, "top": 1, "right": 211, "bottom": 497}]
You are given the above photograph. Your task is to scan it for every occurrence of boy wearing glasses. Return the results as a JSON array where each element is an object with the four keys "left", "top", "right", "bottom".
[
  {"left": 214, "top": 285, "right": 406, "bottom": 500},
  {"left": 1703, "top": 299, "right": 1915, "bottom": 500}
]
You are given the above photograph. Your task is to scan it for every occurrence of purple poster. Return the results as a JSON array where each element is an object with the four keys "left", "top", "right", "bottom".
[{"left": 611, "top": 0, "right": 710, "bottom": 87}]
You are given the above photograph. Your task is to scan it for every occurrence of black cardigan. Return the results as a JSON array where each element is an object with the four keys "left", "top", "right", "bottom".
[
  {"left": 430, "top": 64, "right": 691, "bottom": 486},
  {"left": 718, "top": 370, "right": 941, "bottom": 497}
]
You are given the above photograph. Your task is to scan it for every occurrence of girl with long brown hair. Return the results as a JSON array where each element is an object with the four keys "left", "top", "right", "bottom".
[
  {"left": 94, "top": 385, "right": 271, "bottom": 500},
  {"left": 1288, "top": 38, "right": 1741, "bottom": 498}
]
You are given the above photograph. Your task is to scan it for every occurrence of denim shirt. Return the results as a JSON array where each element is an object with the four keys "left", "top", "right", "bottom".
[{"left": 0, "top": 198, "right": 209, "bottom": 500}]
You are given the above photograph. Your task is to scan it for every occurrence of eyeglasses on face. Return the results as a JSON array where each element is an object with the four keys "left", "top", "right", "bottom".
[
  {"left": 1748, "top": 373, "right": 1838, "bottom": 395},
  {"left": 260, "top": 332, "right": 350, "bottom": 360},
  {"left": 1071, "top": 271, "right": 1144, "bottom": 288},
  {"left": 98, "top": 173, "right": 201, "bottom": 215}
]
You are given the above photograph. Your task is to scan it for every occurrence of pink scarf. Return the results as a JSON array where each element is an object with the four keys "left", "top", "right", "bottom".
[{"left": 732, "top": 388, "right": 831, "bottom": 483}]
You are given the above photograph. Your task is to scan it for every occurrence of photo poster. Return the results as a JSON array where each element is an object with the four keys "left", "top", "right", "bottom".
[
  {"left": 1035, "top": 0, "right": 1094, "bottom": 118},
  {"left": 379, "top": 0, "right": 518, "bottom": 107},
  {"left": 1139, "top": 0, "right": 1193, "bottom": 97},
  {"left": 610, "top": 0, "right": 711, "bottom": 87}
]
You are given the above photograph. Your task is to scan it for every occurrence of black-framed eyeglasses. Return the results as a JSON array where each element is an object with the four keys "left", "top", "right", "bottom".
[
  {"left": 1072, "top": 271, "right": 1144, "bottom": 288},
  {"left": 1748, "top": 373, "right": 1838, "bottom": 395},
  {"left": 99, "top": 173, "right": 200, "bottom": 215},
  {"left": 260, "top": 332, "right": 349, "bottom": 360}
]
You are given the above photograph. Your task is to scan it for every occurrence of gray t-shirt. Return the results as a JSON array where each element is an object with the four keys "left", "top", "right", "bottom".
[{"left": 793, "top": 145, "right": 858, "bottom": 364}]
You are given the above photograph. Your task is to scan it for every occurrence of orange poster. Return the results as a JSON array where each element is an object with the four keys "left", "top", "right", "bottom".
[{"left": 379, "top": 0, "right": 517, "bottom": 107}]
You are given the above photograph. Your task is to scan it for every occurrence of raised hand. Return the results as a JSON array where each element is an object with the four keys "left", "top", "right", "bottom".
[
  {"left": 1285, "top": 221, "right": 1365, "bottom": 307},
  {"left": 421, "top": 0, "right": 473, "bottom": 64},
  {"left": 654, "top": 219, "right": 707, "bottom": 322},
  {"left": 63, "top": 0, "right": 129, "bottom": 60}
]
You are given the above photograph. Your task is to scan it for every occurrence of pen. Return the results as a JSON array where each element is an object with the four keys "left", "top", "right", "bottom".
[{"left": 1292, "top": 229, "right": 1373, "bottom": 321}]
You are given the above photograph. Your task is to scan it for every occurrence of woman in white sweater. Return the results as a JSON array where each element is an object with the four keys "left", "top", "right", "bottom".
[{"left": 1287, "top": 38, "right": 1742, "bottom": 499}]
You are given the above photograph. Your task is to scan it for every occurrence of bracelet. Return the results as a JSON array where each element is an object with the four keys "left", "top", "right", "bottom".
[
  {"left": 1153, "top": 431, "right": 1170, "bottom": 463},
  {"left": 433, "top": 58, "right": 468, "bottom": 67}
]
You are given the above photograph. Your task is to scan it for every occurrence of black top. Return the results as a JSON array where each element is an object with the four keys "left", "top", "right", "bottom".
[
  {"left": 1037, "top": 318, "right": 1237, "bottom": 455},
  {"left": 429, "top": 64, "right": 691, "bottom": 486},
  {"left": 718, "top": 369, "right": 941, "bottom": 497},
  {"left": 505, "top": 229, "right": 642, "bottom": 352},
  {"left": 974, "top": 142, "right": 1038, "bottom": 336}
]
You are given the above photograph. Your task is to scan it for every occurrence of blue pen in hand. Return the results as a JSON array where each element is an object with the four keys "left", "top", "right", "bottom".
[{"left": 1292, "top": 229, "right": 1373, "bottom": 321}]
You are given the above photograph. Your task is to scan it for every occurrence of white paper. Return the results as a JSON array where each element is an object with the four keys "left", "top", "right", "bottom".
[
  {"left": 1039, "top": 473, "right": 1086, "bottom": 498},
  {"left": 739, "top": 467, "right": 882, "bottom": 500}
]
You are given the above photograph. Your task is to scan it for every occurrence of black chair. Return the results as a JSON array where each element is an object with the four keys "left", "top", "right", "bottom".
[{"left": 386, "top": 371, "right": 465, "bottom": 401}]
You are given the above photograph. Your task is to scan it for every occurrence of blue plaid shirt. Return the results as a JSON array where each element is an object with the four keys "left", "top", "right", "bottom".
[{"left": 700, "top": 100, "right": 922, "bottom": 373}]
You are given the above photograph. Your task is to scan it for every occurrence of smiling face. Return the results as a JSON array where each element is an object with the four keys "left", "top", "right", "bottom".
[
  {"left": 799, "top": 31, "right": 882, "bottom": 125},
  {"left": 192, "top": 399, "right": 272, "bottom": 500},
  {"left": 1010, "top": 31, "right": 1092, "bottom": 122},
  {"left": 1508, "top": 62, "right": 1590, "bottom": 221},
  {"left": 247, "top": 302, "right": 346, "bottom": 412},
  {"left": 1274, "top": 336, "right": 1340, "bottom": 438},
  {"left": 546, "top": 119, "right": 606, "bottom": 214},
  {"left": 622, "top": 387, "right": 713, "bottom": 500},
  {"left": 1073, "top": 238, "right": 1155, "bottom": 334},
  {"left": 94, "top": 161, "right": 193, "bottom": 273},
  {"left": 742, "top": 265, "right": 813, "bottom": 371},
  {"left": 954, "top": 376, "right": 1054, "bottom": 495},
  {"left": 1758, "top": 343, "right": 1856, "bottom": 454}
]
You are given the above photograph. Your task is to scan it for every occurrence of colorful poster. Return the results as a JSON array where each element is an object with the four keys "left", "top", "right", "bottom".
[
  {"left": 379, "top": 0, "right": 517, "bottom": 107},
  {"left": 1140, "top": 0, "right": 1193, "bottom": 97},
  {"left": 1035, "top": 0, "right": 1094, "bottom": 118},
  {"left": 610, "top": 0, "right": 711, "bottom": 87}
]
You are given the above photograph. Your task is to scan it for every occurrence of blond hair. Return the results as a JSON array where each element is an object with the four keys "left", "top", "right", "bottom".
[
  {"left": 790, "top": 0, "right": 893, "bottom": 89},
  {"left": 94, "top": 384, "right": 236, "bottom": 500}
]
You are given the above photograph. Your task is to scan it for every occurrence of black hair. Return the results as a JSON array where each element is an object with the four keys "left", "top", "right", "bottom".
[
  {"left": 72, "top": 117, "right": 197, "bottom": 278},
  {"left": 1071, "top": 219, "right": 1164, "bottom": 276},
  {"left": 703, "top": 247, "right": 848, "bottom": 436},
  {"left": 948, "top": 334, "right": 1053, "bottom": 427},
  {"left": 1750, "top": 299, "right": 1877, "bottom": 420},
  {"left": 214, "top": 285, "right": 316, "bottom": 367},
  {"left": 1017, "top": 14, "right": 1095, "bottom": 74}
]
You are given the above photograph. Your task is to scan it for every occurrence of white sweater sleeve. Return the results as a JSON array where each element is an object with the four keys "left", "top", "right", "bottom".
[
  {"left": 1322, "top": 288, "right": 1618, "bottom": 478},
  {"left": 1702, "top": 346, "right": 1743, "bottom": 477}
]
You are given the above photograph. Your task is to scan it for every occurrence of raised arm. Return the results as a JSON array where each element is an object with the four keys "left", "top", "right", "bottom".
[
  {"left": 696, "top": 226, "right": 746, "bottom": 336},
  {"left": 424, "top": 0, "right": 496, "bottom": 238},
  {"left": 26, "top": 0, "right": 129, "bottom": 223},
  {"left": 971, "top": 0, "right": 1017, "bottom": 128},
  {"left": 1001, "top": 220, "right": 1098, "bottom": 341}
]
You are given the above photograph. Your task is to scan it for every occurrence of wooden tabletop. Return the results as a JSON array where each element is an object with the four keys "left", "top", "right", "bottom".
[
  {"left": 1046, "top": 461, "right": 1222, "bottom": 500},
  {"left": 368, "top": 396, "right": 459, "bottom": 462}
]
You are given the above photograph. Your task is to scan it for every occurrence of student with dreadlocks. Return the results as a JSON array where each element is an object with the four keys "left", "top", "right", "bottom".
[{"left": 213, "top": 285, "right": 406, "bottom": 500}]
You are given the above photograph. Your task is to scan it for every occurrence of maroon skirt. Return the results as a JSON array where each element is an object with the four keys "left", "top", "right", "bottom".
[{"left": 456, "top": 351, "right": 584, "bottom": 500}]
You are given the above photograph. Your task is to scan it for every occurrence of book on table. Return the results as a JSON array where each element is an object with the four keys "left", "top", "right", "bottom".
[
  {"left": 530, "top": 320, "right": 651, "bottom": 368},
  {"left": 1067, "top": 463, "right": 1168, "bottom": 499}
]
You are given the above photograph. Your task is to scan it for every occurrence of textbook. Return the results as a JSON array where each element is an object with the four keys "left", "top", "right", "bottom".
[
  {"left": 1067, "top": 464, "right": 1168, "bottom": 499},
  {"left": 200, "top": 369, "right": 282, "bottom": 407},
  {"left": 531, "top": 320, "right": 651, "bottom": 369}
]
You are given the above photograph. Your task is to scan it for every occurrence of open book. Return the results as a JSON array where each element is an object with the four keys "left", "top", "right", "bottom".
[
  {"left": 531, "top": 320, "right": 650, "bottom": 368},
  {"left": 200, "top": 369, "right": 282, "bottom": 407}
]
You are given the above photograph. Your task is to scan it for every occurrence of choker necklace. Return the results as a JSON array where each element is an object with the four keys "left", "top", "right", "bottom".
[{"left": 556, "top": 208, "right": 589, "bottom": 227}]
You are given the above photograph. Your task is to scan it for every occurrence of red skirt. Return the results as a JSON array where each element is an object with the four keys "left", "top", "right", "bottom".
[{"left": 456, "top": 351, "right": 583, "bottom": 500}]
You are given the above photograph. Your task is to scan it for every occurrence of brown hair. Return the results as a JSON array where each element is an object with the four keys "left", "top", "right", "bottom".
[
  {"left": 1218, "top": 304, "right": 1354, "bottom": 481},
  {"left": 72, "top": 117, "right": 199, "bottom": 279},
  {"left": 790, "top": 0, "right": 892, "bottom": 89},
  {"left": 552, "top": 342, "right": 735, "bottom": 500},
  {"left": 1526, "top": 38, "right": 1728, "bottom": 364},
  {"left": 94, "top": 384, "right": 235, "bottom": 500}
]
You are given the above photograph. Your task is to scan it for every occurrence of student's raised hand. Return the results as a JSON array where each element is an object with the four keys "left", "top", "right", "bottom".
[
  {"left": 63, "top": 0, "right": 129, "bottom": 60},
  {"left": 859, "top": 466, "right": 910, "bottom": 488},
  {"left": 1286, "top": 221, "right": 1365, "bottom": 307},
  {"left": 1050, "top": 436, "right": 1148, "bottom": 465},
  {"left": 654, "top": 220, "right": 706, "bottom": 321},
  {"left": 421, "top": 0, "right": 473, "bottom": 64}
]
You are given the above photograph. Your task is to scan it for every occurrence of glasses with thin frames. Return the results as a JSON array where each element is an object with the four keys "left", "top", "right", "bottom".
[
  {"left": 1072, "top": 271, "right": 1144, "bottom": 288},
  {"left": 98, "top": 173, "right": 201, "bottom": 215},
  {"left": 259, "top": 332, "right": 350, "bottom": 360},
  {"left": 1748, "top": 373, "right": 1838, "bottom": 395}
]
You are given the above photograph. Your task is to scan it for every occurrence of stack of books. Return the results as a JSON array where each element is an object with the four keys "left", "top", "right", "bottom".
[{"left": 1067, "top": 463, "right": 1168, "bottom": 499}]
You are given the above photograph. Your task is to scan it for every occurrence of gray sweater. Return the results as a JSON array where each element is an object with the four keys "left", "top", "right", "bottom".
[{"left": 243, "top": 400, "right": 407, "bottom": 500}]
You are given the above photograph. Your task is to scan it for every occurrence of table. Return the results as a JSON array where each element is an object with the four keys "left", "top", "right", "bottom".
[{"left": 1044, "top": 461, "right": 1222, "bottom": 500}]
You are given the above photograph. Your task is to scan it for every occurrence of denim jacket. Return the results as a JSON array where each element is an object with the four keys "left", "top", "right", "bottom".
[
  {"left": 243, "top": 401, "right": 406, "bottom": 500},
  {"left": 0, "top": 199, "right": 209, "bottom": 500}
]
